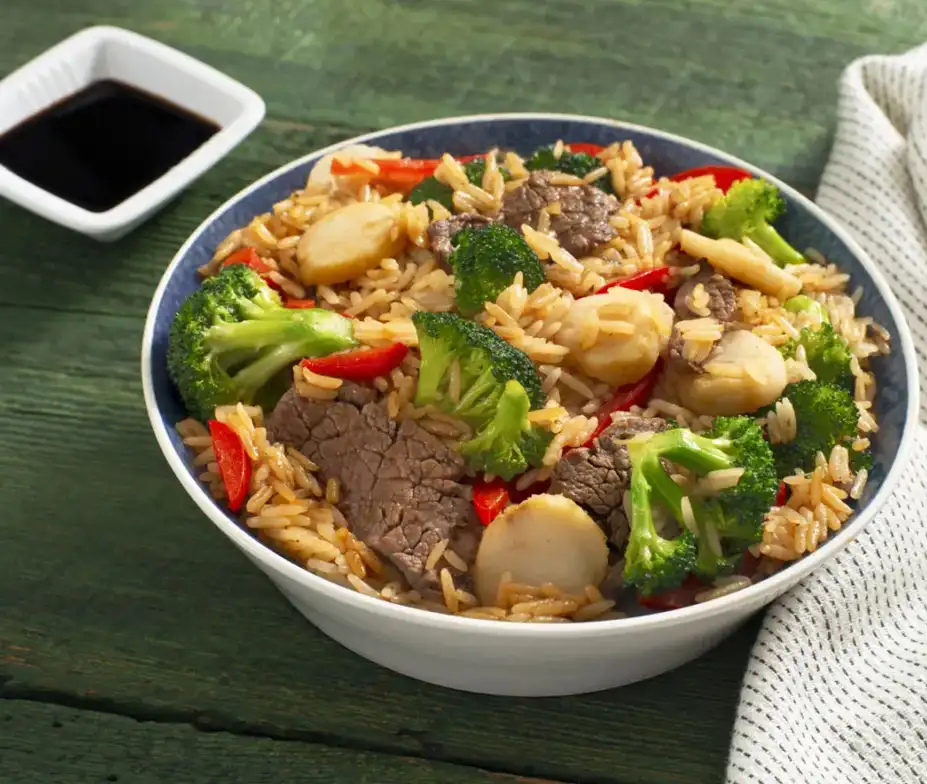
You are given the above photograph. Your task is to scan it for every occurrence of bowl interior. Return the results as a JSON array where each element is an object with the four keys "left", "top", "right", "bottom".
[{"left": 147, "top": 116, "right": 911, "bottom": 596}]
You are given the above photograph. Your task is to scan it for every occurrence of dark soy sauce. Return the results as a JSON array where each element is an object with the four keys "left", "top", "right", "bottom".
[{"left": 0, "top": 79, "right": 220, "bottom": 212}]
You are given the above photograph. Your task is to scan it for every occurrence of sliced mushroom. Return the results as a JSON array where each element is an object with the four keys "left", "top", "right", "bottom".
[
  {"left": 473, "top": 494, "right": 609, "bottom": 606},
  {"left": 555, "top": 288, "right": 674, "bottom": 386},
  {"left": 679, "top": 230, "right": 801, "bottom": 301},
  {"left": 296, "top": 202, "right": 406, "bottom": 286},
  {"left": 671, "top": 329, "right": 788, "bottom": 415}
]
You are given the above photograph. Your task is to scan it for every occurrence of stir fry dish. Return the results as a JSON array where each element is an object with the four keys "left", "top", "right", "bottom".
[{"left": 170, "top": 140, "right": 888, "bottom": 621}]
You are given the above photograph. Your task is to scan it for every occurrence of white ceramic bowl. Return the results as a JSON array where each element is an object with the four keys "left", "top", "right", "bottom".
[
  {"left": 0, "top": 26, "right": 265, "bottom": 241},
  {"left": 142, "top": 114, "right": 919, "bottom": 696}
]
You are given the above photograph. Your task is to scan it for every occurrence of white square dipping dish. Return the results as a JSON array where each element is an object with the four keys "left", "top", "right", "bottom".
[{"left": 0, "top": 26, "right": 265, "bottom": 241}]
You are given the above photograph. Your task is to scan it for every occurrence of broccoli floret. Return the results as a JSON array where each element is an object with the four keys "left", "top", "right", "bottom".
[
  {"left": 656, "top": 418, "right": 778, "bottom": 543},
  {"left": 770, "top": 380, "right": 860, "bottom": 477},
  {"left": 409, "top": 159, "right": 509, "bottom": 211},
  {"left": 784, "top": 295, "right": 828, "bottom": 323},
  {"left": 408, "top": 176, "right": 455, "bottom": 210},
  {"left": 781, "top": 323, "right": 853, "bottom": 390},
  {"left": 524, "top": 145, "right": 613, "bottom": 193},
  {"left": 411, "top": 311, "right": 544, "bottom": 425},
  {"left": 462, "top": 158, "right": 510, "bottom": 185},
  {"left": 449, "top": 223, "right": 545, "bottom": 317},
  {"left": 623, "top": 438, "right": 697, "bottom": 595},
  {"left": 459, "top": 380, "right": 553, "bottom": 480},
  {"left": 167, "top": 265, "right": 356, "bottom": 420},
  {"left": 701, "top": 178, "right": 804, "bottom": 266},
  {"left": 850, "top": 448, "right": 873, "bottom": 473},
  {"left": 623, "top": 417, "right": 777, "bottom": 591},
  {"left": 710, "top": 418, "right": 780, "bottom": 532}
]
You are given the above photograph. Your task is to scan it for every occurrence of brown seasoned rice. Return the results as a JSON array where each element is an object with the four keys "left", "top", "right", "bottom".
[
  {"left": 759, "top": 448, "right": 860, "bottom": 561},
  {"left": 766, "top": 397, "right": 797, "bottom": 444}
]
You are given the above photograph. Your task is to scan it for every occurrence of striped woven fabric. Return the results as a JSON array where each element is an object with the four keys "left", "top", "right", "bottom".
[{"left": 727, "top": 44, "right": 927, "bottom": 784}]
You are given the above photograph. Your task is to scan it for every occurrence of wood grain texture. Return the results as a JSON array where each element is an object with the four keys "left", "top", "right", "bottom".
[
  {"left": 0, "top": 1, "right": 919, "bottom": 782},
  {"left": 0, "top": 701, "right": 560, "bottom": 784}
]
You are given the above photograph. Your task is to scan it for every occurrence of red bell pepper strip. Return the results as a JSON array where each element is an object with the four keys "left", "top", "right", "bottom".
[
  {"left": 642, "top": 164, "right": 753, "bottom": 201},
  {"left": 582, "top": 361, "right": 664, "bottom": 447},
  {"left": 222, "top": 246, "right": 274, "bottom": 274},
  {"left": 669, "top": 164, "right": 752, "bottom": 193},
  {"left": 472, "top": 478, "right": 510, "bottom": 526},
  {"left": 284, "top": 297, "right": 316, "bottom": 309},
  {"left": 328, "top": 154, "right": 483, "bottom": 187},
  {"left": 207, "top": 420, "right": 252, "bottom": 513},
  {"left": 594, "top": 266, "right": 673, "bottom": 297},
  {"left": 330, "top": 158, "right": 439, "bottom": 191},
  {"left": 566, "top": 143, "right": 605, "bottom": 157},
  {"left": 300, "top": 342, "right": 409, "bottom": 382},
  {"left": 330, "top": 154, "right": 488, "bottom": 190},
  {"left": 331, "top": 157, "right": 442, "bottom": 177},
  {"left": 331, "top": 153, "right": 487, "bottom": 177},
  {"left": 637, "top": 575, "right": 706, "bottom": 611},
  {"left": 775, "top": 480, "right": 787, "bottom": 506}
]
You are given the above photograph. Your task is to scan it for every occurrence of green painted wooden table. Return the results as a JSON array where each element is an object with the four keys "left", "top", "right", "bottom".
[{"left": 1, "top": 2, "right": 923, "bottom": 782}]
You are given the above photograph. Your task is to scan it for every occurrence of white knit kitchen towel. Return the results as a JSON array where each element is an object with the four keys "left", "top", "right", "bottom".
[{"left": 726, "top": 45, "right": 927, "bottom": 784}]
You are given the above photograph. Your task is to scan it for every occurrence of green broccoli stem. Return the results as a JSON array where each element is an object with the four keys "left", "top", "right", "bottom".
[
  {"left": 453, "top": 365, "right": 502, "bottom": 421},
  {"left": 231, "top": 342, "right": 315, "bottom": 401},
  {"left": 206, "top": 309, "right": 356, "bottom": 403},
  {"left": 636, "top": 450, "right": 686, "bottom": 520},
  {"left": 627, "top": 458, "right": 659, "bottom": 551},
  {"left": 493, "top": 382, "right": 530, "bottom": 438},
  {"left": 628, "top": 438, "right": 700, "bottom": 540},
  {"left": 413, "top": 337, "right": 453, "bottom": 406},
  {"left": 207, "top": 319, "right": 319, "bottom": 351},
  {"left": 634, "top": 443, "right": 732, "bottom": 581},
  {"left": 206, "top": 311, "right": 356, "bottom": 354},
  {"left": 641, "top": 430, "right": 734, "bottom": 475},
  {"left": 745, "top": 223, "right": 805, "bottom": 266},
  {"left": 625, "top": 438, "right": 699, "bottom": 595},
  {"left": 637, "top": 448, "right": 714, "bottom": 537}
]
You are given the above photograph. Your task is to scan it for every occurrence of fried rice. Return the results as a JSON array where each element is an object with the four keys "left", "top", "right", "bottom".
[{"left": 176, "top": 140, "right": 889, "bottom": 621}]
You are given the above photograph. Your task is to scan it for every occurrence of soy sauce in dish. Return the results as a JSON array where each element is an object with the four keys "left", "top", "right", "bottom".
[{"left": 0, "top": 79, "right": 220, "bottom": 213}]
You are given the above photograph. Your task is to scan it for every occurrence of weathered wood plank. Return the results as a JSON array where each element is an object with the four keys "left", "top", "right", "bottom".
[{"left": 0, "top": 700, "right": 560, "bottom": 784}]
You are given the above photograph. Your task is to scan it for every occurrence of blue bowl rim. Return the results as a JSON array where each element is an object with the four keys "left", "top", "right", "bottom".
[{"left": 141, "top": 112, "right": 920, "bottom": 637}]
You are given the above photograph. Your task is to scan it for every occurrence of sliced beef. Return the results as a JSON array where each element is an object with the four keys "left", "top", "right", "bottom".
[
  {"left": 673, "top": 267, "right": 737, "bottom": 323},
  {"left": 333, "top": 380, "right": 379, "bottom": 408},
  {"left": 605, "top": 413, "right": 670, "bottom": 440},
  {"left": 667, "top": 328, "right": 708, "bottom": 374},
  {"left": 549, "top": 414, "right": 669, "bottom": 549},
  {"left": 267, "top": 383, "right": 478, "bottom": 595},
  {"left": 426, "top": 212, "right": 496, "bottom": 268},
  {"left": 501, "top": 171, "right": 620, "bottom": 257},
  {"left": 668, "top": 268, "right": 733, "bottom": 372}
]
